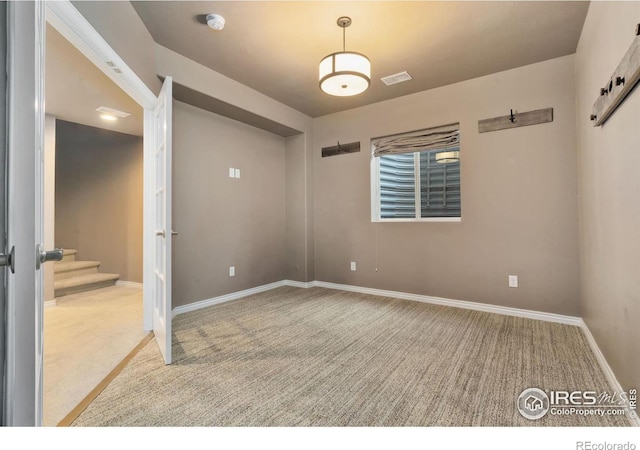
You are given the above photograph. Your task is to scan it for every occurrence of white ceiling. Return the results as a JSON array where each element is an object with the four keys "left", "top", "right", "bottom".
[
  {"left": 131, "top": 1, "right": 590, "bottom": 118},
  {"left": 45, "top": 24, "right": 143, "bottom": 136}
]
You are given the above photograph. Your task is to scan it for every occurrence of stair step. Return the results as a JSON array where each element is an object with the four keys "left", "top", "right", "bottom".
[
  {"left": 54, "top": 261, "right": 100, "bottom": 280},
  {"left": 61, "top": 249, "right": 77, "bottom": 262},
  {"left": 54, "top": 273, "right": 120, "bottom": 297}
]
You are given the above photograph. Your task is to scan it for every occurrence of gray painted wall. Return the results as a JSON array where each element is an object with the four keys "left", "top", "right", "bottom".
[
  {"left": 55, "top": 120, "right": 143, "bottom": 282},
  {"left": 285, "top": 133, "right": 311, "bottom": 282},
  {"left": 172, "top": 101, "right": 287, "bottom": 307},
  {"left": 313, "top": 55, "right": 580, "bottom": 316},
  {"left": 575, "top": 2, "right": 640, "bottom": 391}
]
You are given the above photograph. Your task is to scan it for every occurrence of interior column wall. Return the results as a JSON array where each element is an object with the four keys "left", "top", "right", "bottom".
[{"left": 172, "top": 101, "right": 287, "bottom": 307}]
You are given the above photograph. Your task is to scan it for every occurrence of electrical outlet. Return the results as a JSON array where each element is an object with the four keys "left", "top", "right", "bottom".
[
  {"left": 350, "top": 261, "right": 356, "bottom": 271},
  {"left": 508, "top": 275, "right": 518, "bottom": 288},
  {"left": 229, "top": 167, "right": 235, "bottom": 178},
  {"left": 229, "top": 266, "right": 235, "bottom": 277},
  {"left": 235, "top": 168, "right": 241, "bottom": 178}
]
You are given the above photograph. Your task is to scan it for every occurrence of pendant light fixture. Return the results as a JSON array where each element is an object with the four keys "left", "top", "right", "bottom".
[
  {"left": 435, "top": 150, "right": 460, "bottom": 163},
  {"left": 319, "top": 16, "right": 371, "bottom": 97}
]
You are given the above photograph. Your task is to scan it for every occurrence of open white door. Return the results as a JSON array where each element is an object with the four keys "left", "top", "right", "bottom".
[
  {"left": 152, "top": 77, "right": 173, "bottom": 364},
  {"left": 3, "top": 1, "right": 47, "bottom": 426},
  {"left": 1, "top": 0, "right": 172, "bottom": 424}
]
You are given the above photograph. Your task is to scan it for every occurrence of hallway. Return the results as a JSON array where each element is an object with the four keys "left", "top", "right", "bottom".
[{"left": 43, "top": 285, "right": 145, "bottom": 426}]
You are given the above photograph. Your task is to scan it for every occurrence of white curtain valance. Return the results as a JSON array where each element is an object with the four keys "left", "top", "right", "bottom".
[{"left": 372, "top": 123, "right": 460, "bottom": 157}]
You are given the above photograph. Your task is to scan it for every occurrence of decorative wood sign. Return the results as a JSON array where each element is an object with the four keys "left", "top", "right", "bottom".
[
  {"left": 321, "top": 141, "right": 361, "bottom": 157},
  {"left": 590, "top": 24, "right": 640, "bottom": 127},
  {"left": 478, "top": 108, "right": 553, "bottom": 133}
]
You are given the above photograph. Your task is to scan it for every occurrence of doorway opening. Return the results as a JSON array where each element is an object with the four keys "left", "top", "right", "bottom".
[{"left": 42, "top": 23, "right": 145, "bottom": 426}]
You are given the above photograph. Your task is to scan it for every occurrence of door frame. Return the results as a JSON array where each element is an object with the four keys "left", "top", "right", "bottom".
[
  {"left": 4, "top": 0, "right": 45, "bottom": 426},
  {"left": 46, "top": 1, "right": 157, "bottom": 332},
  {"left": 4, "top": 0, "right": 163, "bottom": 425},
  {"left": 4, "top": 0, "right": 168, "bottom": 424}
]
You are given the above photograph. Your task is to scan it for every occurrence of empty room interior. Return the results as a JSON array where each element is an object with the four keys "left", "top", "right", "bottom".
[{"left": 37, "top": 0, "right": 638, "bottom": 428}]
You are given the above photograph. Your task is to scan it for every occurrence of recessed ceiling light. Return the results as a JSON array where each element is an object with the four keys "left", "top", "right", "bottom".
[
  {"left": 100, "top": 114, "right": 117, "bottom": 122},
  {"left": 381, "top": 71, "right": 412, "bottom": 86},
  {"left": 96, "top": 106, "right": 130, "bottom": 118}
]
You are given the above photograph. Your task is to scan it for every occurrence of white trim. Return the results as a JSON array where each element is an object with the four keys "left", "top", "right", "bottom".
[
  {"left": 373, "top": 217, "right": 462, "bottom": 223},
  {"left": 34, "top": 0, "right": 46, "bottom": 427},
  {"left": 370, "top": 152, "right": 379, "bottom": 222},
  {"left": 45, "top": 1, "right": 156, "bottom": 109},
  {"left": 579, "top": 320, "right": 640, "bottom": 427},
  {"left": 172, "top": 281, "right": 286, "bottom": 318},
  {"left": 312, "top": 281, "right": 583, "bottom": 326},
  {"left": 44, "top": 300, "right": 56, "bottom": 308},
  {"left": 283, "top": 279, "right": 315, "bottom": 289},
  {"left": 173, "top": 279, "right": 581, "bottom": 327},
  {"left": 142, "top": 109, "right": 154, "bottom": 331},
  {"left": 115, "top": 281, "right": 143, "bottom": 290}
]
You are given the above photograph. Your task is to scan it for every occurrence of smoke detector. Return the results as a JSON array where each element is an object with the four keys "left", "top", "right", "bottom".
[{"left": 206, "top": 14, "right": 225, "bottom": 31}]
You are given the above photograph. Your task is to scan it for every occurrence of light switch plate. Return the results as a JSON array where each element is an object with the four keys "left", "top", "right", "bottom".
[{"left": 508, "top": 275, "right": 518, "bottom": 288}]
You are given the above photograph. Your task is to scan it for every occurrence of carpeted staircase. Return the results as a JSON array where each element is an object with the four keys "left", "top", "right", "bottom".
[{"left": 54, "top": 249, "right": 120, "bottom": 297}]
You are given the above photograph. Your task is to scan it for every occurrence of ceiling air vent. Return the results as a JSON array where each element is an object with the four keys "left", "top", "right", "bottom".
[{"left": 381, "top": 71, "right": 412, "bottom": 86}]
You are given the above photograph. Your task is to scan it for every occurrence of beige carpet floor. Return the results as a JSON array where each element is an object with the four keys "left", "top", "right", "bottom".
[
  {"left": 44, "top": 285, "right": 146, "bottom": 426},
  {"left": 71, "top": 286, "right": 628, "bottom": 426}
]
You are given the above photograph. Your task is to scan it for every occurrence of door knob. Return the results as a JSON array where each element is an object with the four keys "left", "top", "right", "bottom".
[
  {"left": 36, "top": 244, "right": 64, "bottom": 269},
  {"left": 0, "top": 246, "right": 15, "bottom": 273},
  {"left": 156, "top": 230, "right": 178, "bottom": 237}
]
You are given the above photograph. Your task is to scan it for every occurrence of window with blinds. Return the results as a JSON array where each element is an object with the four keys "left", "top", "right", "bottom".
[{"left": 372, "top": 123, "right": 461, "bottom": 221}]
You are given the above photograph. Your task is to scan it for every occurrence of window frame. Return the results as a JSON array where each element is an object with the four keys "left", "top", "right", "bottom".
[{"left": 370, "top": 139, "right": 462, "bottom": 223}]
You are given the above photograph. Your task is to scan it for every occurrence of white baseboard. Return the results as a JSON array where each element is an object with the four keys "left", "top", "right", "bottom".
[
  {"left": 283, "top": 279, "right": 315, "bottom": 289},
  {"left": 172, "top": 280, "right": 286, "bottom": 318},
  {"left": 44, "top": 300, "right": 57, "bottom": 308},
  {"left": 172, "top": 279, "right": 582, "bottom": 326},
  {"left": 313, "top": 280, "right": 583, "bottom": 326},
  {"left": 579, "top": 320, "right": 640, "bottom": 427},
  {"left": 116, "top": 281, "right": 143, "bottom": 289}
]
